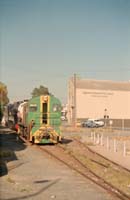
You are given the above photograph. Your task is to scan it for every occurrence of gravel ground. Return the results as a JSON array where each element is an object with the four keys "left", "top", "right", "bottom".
[
  {"left": 61, "top": 127, "right": 130, "bottom": 170},
  {"left": 0, "top": 127, "right": 117, "bottom": 200}
]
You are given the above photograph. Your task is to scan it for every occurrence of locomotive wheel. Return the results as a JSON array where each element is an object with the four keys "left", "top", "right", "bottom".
[
  {"left": 32, "top": 136, "right": 35, "bottom": 144},
  {"left": 57, "top": 136, "right": 59, "bottom": 143}
]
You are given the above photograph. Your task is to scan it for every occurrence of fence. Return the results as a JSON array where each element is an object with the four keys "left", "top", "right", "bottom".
[{"left": 90, "top": 132, "right": 130, "bottom": 157}]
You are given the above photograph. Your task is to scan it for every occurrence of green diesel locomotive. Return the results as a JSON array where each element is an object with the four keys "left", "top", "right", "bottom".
[{"left": 18, "top": 95, "right": 62, "bottom": 144}]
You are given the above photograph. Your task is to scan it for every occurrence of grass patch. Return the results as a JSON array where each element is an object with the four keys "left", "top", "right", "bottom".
[
  {"left": 20, "top": 188, "right": 28, "bottom": 192},
  {"left": 72, "top": 151, "right": 130, "bottom": 195},
  {"left": 6, "top": 176, "right": 15, "bottom": 184},
  {"left": 85, "top": 142, "right": 95, "bottom": 146}
]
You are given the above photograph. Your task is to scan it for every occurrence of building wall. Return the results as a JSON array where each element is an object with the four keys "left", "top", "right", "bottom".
[
  {"left": 67, "top": 77, "right": 130, "bottom": 127},
  {"left": 76, "top": 88, "right": 130, "bottom": 120}
]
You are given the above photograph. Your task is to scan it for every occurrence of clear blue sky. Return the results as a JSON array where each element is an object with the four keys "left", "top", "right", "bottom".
[{"left": 1, "top": 0, "right": 130, "bottom": 103}]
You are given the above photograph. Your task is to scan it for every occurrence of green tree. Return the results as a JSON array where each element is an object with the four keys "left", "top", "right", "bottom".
[
  {"left": 0, "top": 82, "right": 9, "bottom": 122},
  {"left": 31, "top": 85, "right": 51, "bottom": 97},
  {"left": 0, "top": 82, "right": 9, "bottom": 105}
]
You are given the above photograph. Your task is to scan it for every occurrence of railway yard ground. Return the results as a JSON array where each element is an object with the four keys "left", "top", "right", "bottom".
[
  {"left": 0, "top": 124, "right": 130, "bottom": 200},
  {"left": 61, "top": 125, "right": 130, "bottom": 171}
]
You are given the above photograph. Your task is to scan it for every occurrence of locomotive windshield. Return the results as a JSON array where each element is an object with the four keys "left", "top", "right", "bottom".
[
  {"left": 42, "top": 102, "right": 47, "bottom": 124},
  {"left": 29, "top": 104, "right": 37, "bottom": 112},
  {"left": 52, "top": 104, "right": 62, "bottom": 112}
]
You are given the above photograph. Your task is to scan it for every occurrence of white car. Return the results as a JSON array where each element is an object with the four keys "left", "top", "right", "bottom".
[
  {"left": 82, "top": 119, "right": 104, "bottom": 128},
  {"left": 93, "top": 119, "right": 104, "bottom": 127}
]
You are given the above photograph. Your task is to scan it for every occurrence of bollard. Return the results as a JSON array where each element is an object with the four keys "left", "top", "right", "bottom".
[
  {"left": 114, "top": 139, "right": 117, "bottom": 153},
  {"left": 123, "top": 141, "right": 126, "bottom": 157},
  {"left": 107, "top": 136, "right": 109, "bottom": 150},
  {"left": 93, "top": 132, "right": 96, "bottom": 144},
  {"left": 96, "top": 134, "right": 100, "bottom": 144},
  {"left": 100, "top": 134, "right": 103, "bottom": 146}
]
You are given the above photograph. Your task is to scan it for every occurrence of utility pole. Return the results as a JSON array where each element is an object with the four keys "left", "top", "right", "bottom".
[
  {"left": 73, "top": 73, "right": 76, "bottom": 127},
  {"left": 0, "top": 90, "right": 3, "bottom": 123}
]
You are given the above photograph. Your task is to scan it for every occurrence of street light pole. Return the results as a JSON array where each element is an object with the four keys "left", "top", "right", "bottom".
[
  {"left": 73, "top": 73, "right": 76, "bottom": 127},
  {"left": 104, "top": 108, "right": 107, "bottom": 127}
]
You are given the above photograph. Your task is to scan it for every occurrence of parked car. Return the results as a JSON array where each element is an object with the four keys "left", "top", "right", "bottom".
[
  {"left": 94, "top": 119, "right": 104, "bottom": 127},
  {"left": 81, "top": 120, "right": 96, "bottom": 128},
  {"left": 82, "top": 119, "right": 104, "bottom": 128}
]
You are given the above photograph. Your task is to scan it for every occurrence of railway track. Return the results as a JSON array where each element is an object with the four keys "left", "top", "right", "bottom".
[
  {"left": 19, "top": 135, "right": 130, "bottom": 200},
  {"left": 74, "top": 138, "right": 130, "bottom": 173},
  {"left": 60, "top": 138, "right": 130, "bottom": 199}
]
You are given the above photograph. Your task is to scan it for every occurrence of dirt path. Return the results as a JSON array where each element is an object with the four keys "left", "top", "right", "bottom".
[{"left": 0, "top": 127, "right": 117, "bottom": 200}]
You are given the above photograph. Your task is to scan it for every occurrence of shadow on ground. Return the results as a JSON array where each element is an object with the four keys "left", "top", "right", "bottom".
[
  {"left": 61, "top": 138, "right": 73, "bottom": 144},
  {"left": 2, "top": 178, "right": 60, "bottom": 200},
  {"left": 0, "top": 126, "right": 27, "bottom": 177}
]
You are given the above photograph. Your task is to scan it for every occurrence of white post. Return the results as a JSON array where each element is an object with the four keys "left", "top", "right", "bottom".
[
  {"left": 93, "top": 132, "right": 96, "bottom": 144},
  {"left": 100, "top": 133, "right": 103, "bottom": 146},
  {"left": 107, "top": 136, "right": 109, "bottom": 150},
  {"left": 114, "top": 139, "right": 117, "bottom": 153},
  {"left": 96, "top": 134, "right": 100, "bottom": 144},
  {"left": 123, "top": 141, "right": 126, "bottom": 157}
]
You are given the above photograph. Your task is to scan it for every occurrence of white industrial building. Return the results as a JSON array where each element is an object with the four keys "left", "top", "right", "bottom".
[{"left": 67, "top": 75, "right": 130, "bottom": 128}]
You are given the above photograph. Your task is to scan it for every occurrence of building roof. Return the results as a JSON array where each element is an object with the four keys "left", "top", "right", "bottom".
[{"left": 76, "top": 78, "right": 130, "bottom": 91}]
